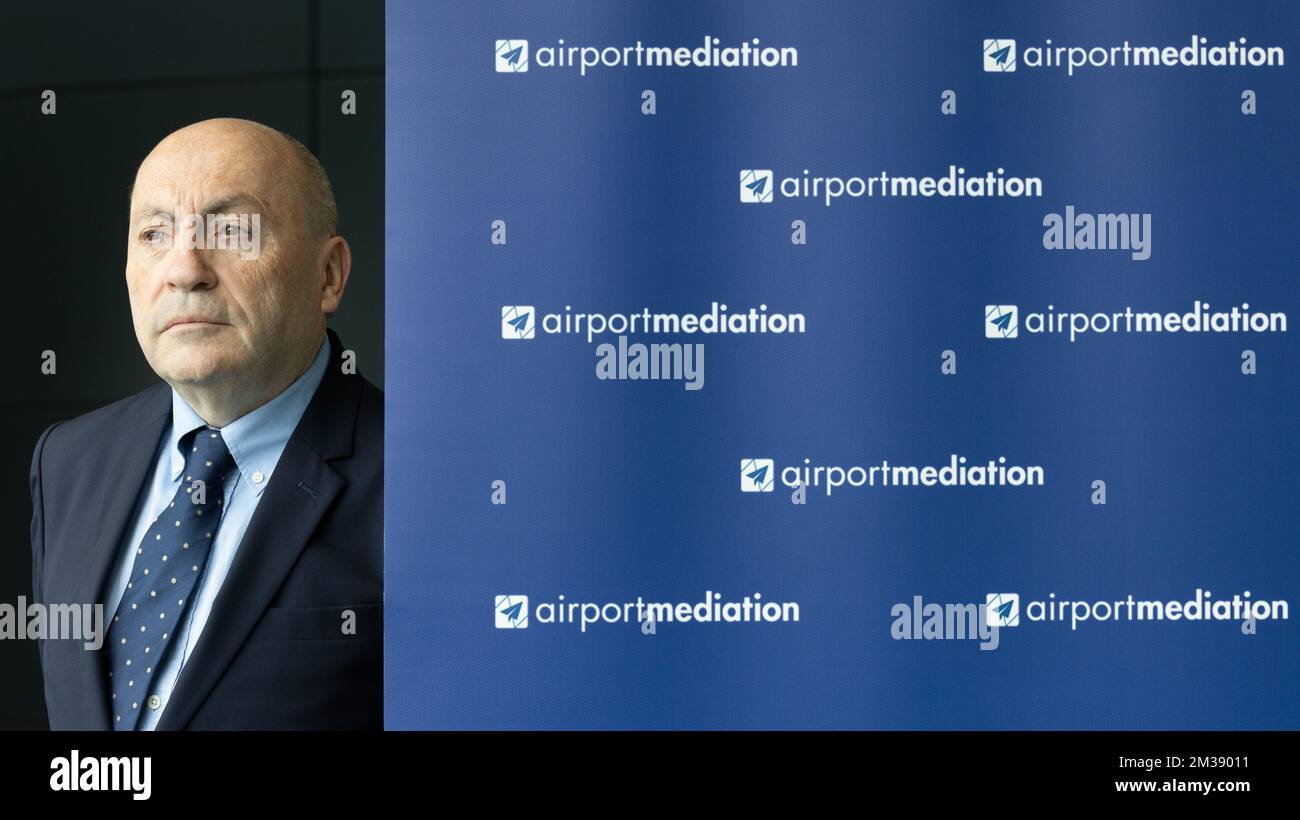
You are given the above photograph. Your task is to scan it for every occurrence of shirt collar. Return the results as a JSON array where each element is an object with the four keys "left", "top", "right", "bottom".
[{"left": 168, "top": 333, "right": 330, "bottom": 496}]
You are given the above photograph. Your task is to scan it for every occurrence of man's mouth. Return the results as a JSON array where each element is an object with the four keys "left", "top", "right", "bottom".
[{"left": 164, "top": 316, "right": 225, "bottom": 331}]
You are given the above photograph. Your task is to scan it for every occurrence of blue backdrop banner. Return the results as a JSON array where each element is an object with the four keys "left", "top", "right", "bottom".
[{"left": 385, "top": 0, "right": 1299, "bottom": 729}]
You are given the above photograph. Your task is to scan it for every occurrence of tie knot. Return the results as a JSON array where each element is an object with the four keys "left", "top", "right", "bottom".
[{"left": 182, "top": 426, "right": 236, "bottom": 482}]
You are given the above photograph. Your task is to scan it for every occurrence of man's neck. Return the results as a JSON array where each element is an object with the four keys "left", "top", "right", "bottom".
[{"left": 171, "top": 336, "right": 325, "bottom": 428}]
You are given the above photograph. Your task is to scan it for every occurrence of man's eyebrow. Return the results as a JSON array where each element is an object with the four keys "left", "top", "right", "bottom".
[
  {"left": 130, "top": 193, "right": 268, "bottom": 224},
  {"left": 203, "top": 194, "right": 267, "bottom": 215},
  {"left": 130, "top": 205, "right": 171, "bottom": 223}
]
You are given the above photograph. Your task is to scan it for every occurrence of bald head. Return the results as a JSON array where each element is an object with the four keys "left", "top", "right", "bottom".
[
  {"left": 124, "top": 117, "right": 352, "bottom": 427},
  {"left": 132, "top": 118, "right": 336, "bottom": 238}
]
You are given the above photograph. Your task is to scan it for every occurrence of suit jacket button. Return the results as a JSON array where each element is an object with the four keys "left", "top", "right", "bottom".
[{"left": 148, "top": 695, "right": 162, "bottom": 710}]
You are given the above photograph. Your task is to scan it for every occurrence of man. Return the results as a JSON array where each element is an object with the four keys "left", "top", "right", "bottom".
[{"left": 29, "top": 118, "right": 382, "bottom": 730}]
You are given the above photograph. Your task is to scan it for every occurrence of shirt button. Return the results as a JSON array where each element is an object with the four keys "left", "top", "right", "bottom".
[
  {"left": 252, "top": 471, "right": 264, "bottom": 484},
  {"left": 148, "top": 695, "right": 162, "bottom": 710}
]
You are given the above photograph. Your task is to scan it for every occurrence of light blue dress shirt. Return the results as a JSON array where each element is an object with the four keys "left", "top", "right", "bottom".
[{"left": 103, "top": 333, "right": 329, "bottom": 729}]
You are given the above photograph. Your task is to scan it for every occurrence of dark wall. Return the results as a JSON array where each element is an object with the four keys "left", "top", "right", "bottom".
[{"left": 0, "top": 0, "right": 384, "bottom": 729}]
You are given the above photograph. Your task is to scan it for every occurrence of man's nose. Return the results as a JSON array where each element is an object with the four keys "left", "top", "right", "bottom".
[{"left": 164, "top": 244, "right": 218, "bottom": 291}]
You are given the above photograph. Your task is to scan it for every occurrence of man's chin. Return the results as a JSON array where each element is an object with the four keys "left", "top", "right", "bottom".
[{"left": 152, "top": 346, "right": 242, "bottom": 386}]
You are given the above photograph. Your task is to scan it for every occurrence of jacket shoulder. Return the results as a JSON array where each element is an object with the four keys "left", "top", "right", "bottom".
[{"left": 37, "top": 382, "right": 169, "bottom": 457}]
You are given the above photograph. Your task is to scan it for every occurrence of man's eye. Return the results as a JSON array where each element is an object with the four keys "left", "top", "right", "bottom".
[
  {"left": 141, "top": 229, "right": 169, "bottom": 246},
  {"left": 222, "top": 223, "right": 243, "bottom": 236}
]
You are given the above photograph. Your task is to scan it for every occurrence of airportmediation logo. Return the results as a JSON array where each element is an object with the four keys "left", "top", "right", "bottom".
[
  {"left": 495, "top": 39, "right": 529, "bottom": 72},
  {"left": 984, "top": 301, "right": 1286, "bottom": 342},
  {"left": 738, "top": 455, "right": 1045, "bottom": 496},
  {"left": 740, "top": 170, "right": 773, "bottom": 203},
  {"left": 741, "top": 458, "right": 775, "bottom": 492},
  {"left": 492, "top": 36, "right": 797, "bottom": 76},
  {"left": 987, "top": 593, "right": 1020, "bottom": 627},
  {"left": 501, "top": 306, "right": 535, "bottom": 339},
  {"left": 495, "top": 595, "right": 529, "bottom": 628},
  {"left": 984, "top": 39, "right": 1017, "bottom": 71},
  {"left": 985, "top": 305, "right": 1019, "bottom": 339},
  {"left": 980, "top": 35, "right": 1283, "bottom": 76},
  {"left": 493, "top": 591, "right": 800, "bottom": 632},
  {"left": 497, "top": 302, "right": 806, "bottom": 390},
  {"left": 735, "top": 166, "right": 1043, "bottom": 206}
]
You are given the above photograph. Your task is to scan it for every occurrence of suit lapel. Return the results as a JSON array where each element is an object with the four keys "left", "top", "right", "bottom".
[
  {"left": 157, "top": 329, "right": 361, "bottom": 730},
  {"left": 78, "top": 384, "right": 172, "bottom": 731}
]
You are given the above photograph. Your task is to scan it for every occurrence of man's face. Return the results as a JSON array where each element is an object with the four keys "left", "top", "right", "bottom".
[{"left": 126, "top": 123, "right": 321, "bottom": 388}]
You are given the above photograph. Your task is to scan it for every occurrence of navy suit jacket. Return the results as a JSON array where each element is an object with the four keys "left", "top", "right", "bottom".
[{"left": 30, "top": 327, "right": 382, "bottom": 730}]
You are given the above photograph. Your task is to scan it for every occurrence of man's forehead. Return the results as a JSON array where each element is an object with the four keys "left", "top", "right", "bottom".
[
  {"left": 131, "top": 165, "right": 282, "bottom": 225},
  {"left": 134, "top": 127, "right": 284, "bottom": 194},
  {"left": 136, "top": 147, "right": 276, "bottom": 193}
]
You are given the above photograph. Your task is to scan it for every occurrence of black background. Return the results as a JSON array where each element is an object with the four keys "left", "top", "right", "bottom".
[{"left": 0, "top": 731, "right": 1285, "bottom": 805}]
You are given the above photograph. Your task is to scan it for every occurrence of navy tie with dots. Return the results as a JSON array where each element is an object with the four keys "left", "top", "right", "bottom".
[{"left": 105, "top": 425, "right": 235, "bottom": 730}]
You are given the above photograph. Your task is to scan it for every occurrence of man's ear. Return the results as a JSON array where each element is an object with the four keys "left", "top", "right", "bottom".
[{"left": 319, "top": 235, "right": 352, "bottom": 315}]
